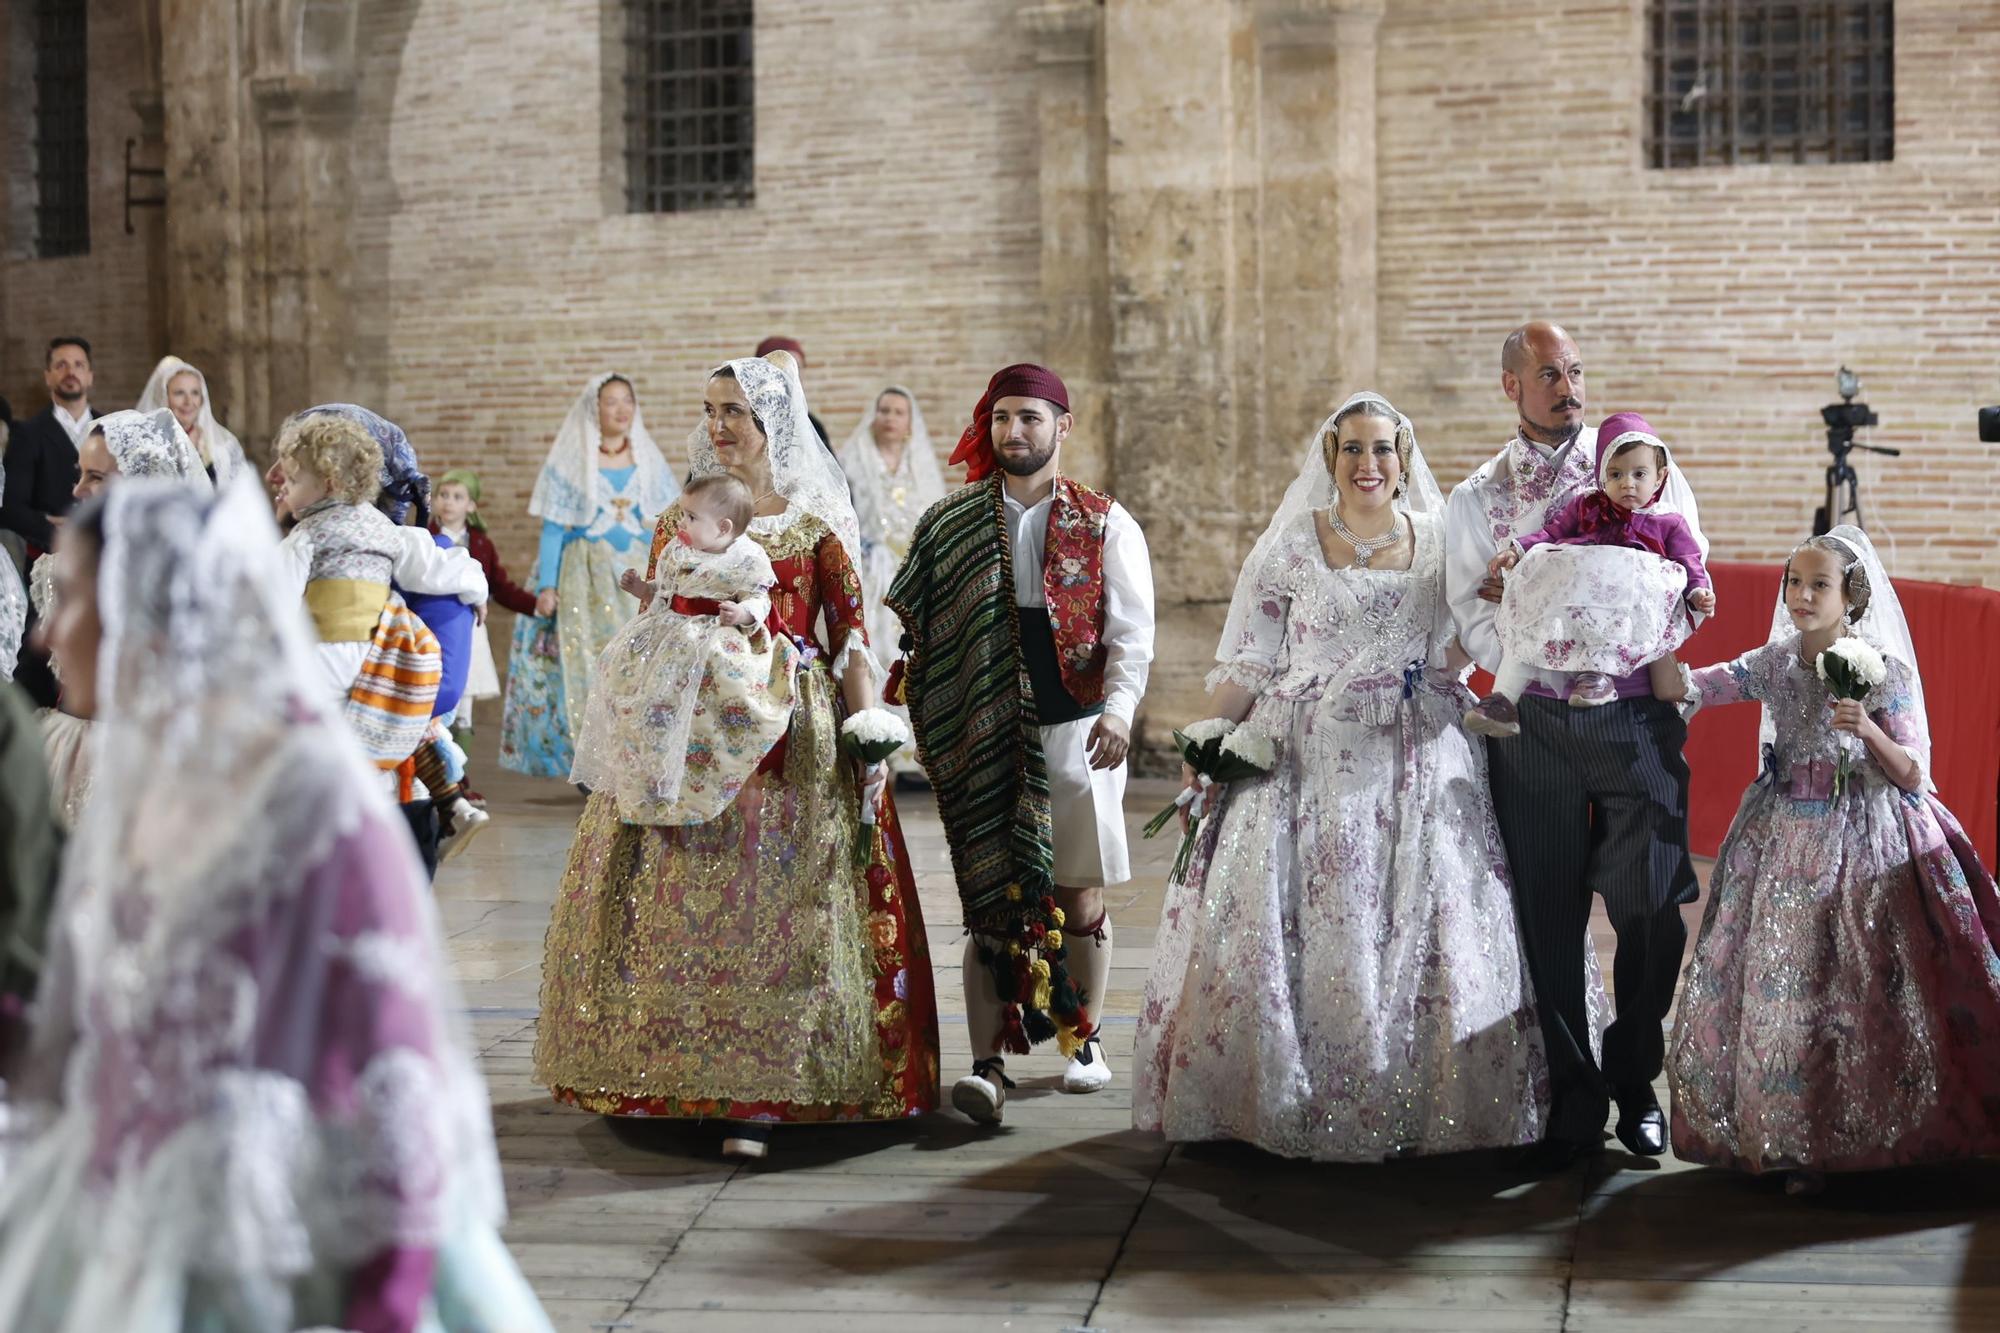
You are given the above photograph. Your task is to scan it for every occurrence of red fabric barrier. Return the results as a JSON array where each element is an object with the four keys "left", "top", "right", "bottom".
[{"left": 1682, "top": 562, "right": 2000, "bottom": 867}]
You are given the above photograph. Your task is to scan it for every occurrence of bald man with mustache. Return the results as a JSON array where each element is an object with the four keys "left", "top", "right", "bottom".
[{"left": 1445, "top": 322, "right": 1706, "bottom": 1171}]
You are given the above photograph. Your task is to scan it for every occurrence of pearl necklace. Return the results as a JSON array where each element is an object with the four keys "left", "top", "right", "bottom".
[{"left": 1331, "top": 505, "right": 1401, "bottom": 568}]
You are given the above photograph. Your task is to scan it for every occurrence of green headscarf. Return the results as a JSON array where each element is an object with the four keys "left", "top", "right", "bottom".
[{"left": 436, "top": 467, "right": 487, "bottom": 531}]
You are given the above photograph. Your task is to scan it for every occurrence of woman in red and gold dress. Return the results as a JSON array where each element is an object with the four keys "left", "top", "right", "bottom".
[{"left": 533, "top": 353, "right": 939, "bottom": 1159}]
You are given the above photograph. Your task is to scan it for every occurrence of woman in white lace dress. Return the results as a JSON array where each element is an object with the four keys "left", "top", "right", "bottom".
[
  {"left": 1133, "top": 392, "right": 1557, "bottom": 1161},
  {"left": 836, "top": 386, "right": 943, "bottom": 775},
  {"left": 0, "top": 480, "right": 549, "bottom": 1332}
]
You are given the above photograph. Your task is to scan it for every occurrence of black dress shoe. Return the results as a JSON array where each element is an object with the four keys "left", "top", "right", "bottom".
[{"left": 1615, "top": 1086, "right": 1667, "bottom": 1156}]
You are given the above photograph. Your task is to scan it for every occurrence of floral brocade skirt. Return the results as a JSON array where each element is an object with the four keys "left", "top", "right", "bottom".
[
  {"left": 533, "top": 659, "right": 941, "bottom": 1122},
  {"left": 1669, "top": 780, "right": 2000, "bottom": 1174}
]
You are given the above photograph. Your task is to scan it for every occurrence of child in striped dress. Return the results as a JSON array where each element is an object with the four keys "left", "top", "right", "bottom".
[{"left": 274, "top": 413, "right": 488, "bottom": 768}]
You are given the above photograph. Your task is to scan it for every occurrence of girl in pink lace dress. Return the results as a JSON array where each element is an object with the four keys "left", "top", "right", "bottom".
[{"left": 1662, "top": 527, "right": 2000, "bottom": 1193}]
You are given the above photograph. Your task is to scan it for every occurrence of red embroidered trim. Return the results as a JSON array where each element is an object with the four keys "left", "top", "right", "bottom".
[{"left": 1041, "top": 478, "right": 1113, "bottom": 706}]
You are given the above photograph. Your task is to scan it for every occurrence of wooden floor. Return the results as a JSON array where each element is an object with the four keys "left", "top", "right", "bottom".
[{"left": 442, "top": 718, "right": 2000, "bottom": 1333}]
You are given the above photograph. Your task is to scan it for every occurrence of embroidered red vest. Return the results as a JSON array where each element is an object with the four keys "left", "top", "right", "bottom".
[{"left": 1041, "top": 477, "right": 1114, "bottom": 706}]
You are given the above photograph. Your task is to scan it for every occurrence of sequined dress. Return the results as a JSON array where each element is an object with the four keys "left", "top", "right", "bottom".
[
  {"left": 1669, "top": 641, "right": 2000, "bottom": 1173},
  {"left": 533, "top": 508, "right": 941, "bottom": 1122},
  {"left": 501, "top": 464, "right": 656, "bottom": 778},
  {"left": 1134, "top": 510, "right": 1550, "bottom": 1160}
]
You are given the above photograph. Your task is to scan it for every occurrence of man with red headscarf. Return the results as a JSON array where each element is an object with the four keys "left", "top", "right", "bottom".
[
  {"left": 888, "top": 363, "right": 1154, "bottom": 1125},
  {"left": 754, "top": 336, "right": 832, "bottom": 448}
]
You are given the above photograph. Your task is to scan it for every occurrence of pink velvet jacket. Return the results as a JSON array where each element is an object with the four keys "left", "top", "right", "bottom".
[{"left": 1518, "top": 491, "right": 1712, "bottom": 594}]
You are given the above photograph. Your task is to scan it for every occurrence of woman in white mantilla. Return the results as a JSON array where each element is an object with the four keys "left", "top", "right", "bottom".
[
  {"left": 1134, "top": 392, "right": 1575, "bottom": 1161},
  {"left": 500, "top": 372, "right": 679, "bottom": 778},
  {"left": 135, "top": 355, "right": 249, "bottom": 489},
  {"left": 34, "top": 409, "right": 211, "bottom": 830},
  {"left": 0, "top": 479, "right": 549, "bottom": 1332},
  {"left": 837, "top": 386, "right": 944, "bottom": 775},
  {"left": 533, "top": 354, "right": 939, "bottom": 1160}
]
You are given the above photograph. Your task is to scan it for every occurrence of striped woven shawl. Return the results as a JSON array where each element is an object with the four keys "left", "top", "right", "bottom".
[{"left": 887, "top": 476, "right": 1054, "bottom": 928}]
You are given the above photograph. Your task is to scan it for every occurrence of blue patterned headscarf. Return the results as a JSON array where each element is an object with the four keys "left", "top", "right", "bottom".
[{"left": 299, "top": 403, "right": 430, "bottom": 526}]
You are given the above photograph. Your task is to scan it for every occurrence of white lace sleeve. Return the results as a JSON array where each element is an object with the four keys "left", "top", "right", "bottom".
[
  {"left": 1207, "top": 539, "right": 1289, "bottom": 695},
  {"left": 829, "top": 627, "right": 884, "bottom": 687},
  {"left": 1670, "top": 657, "right": 1702, "bottom": 721}
]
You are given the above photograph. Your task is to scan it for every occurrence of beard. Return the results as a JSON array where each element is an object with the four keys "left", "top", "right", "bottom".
[
  {"left": 1518, "top": 398, "right": 1583, "bottom": 446},
  {"left": 995, "top": 438, "right": 1058, "bottom": 477}
]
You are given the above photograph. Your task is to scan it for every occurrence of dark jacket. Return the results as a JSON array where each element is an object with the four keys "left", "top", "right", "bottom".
[{"left": 1, "top": 405, "right": 91, "bottom": 552}]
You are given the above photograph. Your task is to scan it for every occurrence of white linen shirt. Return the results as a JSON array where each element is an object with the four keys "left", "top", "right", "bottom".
[
  {"left": 53, "top": 403, "right": 94, "bottom": 446},
  {"left": 1004, "top": 487, "right": 1156, "bottom": 726},
  {"left": 1445, "top": 423, "right": 1706, "bottom": 682}
]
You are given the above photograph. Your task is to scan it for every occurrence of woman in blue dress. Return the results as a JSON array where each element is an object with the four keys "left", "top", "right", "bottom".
[{"left": 500, "top": 372, "right": 679, "bottom": 777}]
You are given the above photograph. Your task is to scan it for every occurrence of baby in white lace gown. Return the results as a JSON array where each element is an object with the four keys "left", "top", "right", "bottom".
[
  {"left": 573, "top": 473, "right": 797, "bottom": 824},
  {"left": 1466, "top": 415, "right": 1714, "bottom": 737}
]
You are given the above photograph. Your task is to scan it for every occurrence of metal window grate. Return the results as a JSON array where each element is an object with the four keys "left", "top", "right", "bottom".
[
  {"left": 33, "top": 0, "right": 90, "bottom": 256},
  {"left": 1646, "top": 1, "right": 1894, "bottom": 168},
  {"left": 626, "top": 0, "right": 754, "bottom": 214}
]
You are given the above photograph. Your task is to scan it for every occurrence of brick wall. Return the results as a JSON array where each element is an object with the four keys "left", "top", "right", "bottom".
[
  {"left": 0, "top": 0, "right": 160, "bottom": 416},
  {"left": 1376, "top": 0, "right": 2000, "bottom": 588},
  {"left": 357, "top": 0, "right": 1042, "bottom": 576}
]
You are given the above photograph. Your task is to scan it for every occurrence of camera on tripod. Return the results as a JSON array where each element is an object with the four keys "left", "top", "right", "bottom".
[{"left": 1813, "top": 366, "right": 1898, "bottom": 536}]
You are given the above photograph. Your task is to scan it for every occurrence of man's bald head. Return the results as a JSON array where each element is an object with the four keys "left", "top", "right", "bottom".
[
  {"left": 1501, "top": 321, "right": 1575, "bottom": 377},
  {"left": 1500, "top": 321, "right": 1586, "bottom": 446}
]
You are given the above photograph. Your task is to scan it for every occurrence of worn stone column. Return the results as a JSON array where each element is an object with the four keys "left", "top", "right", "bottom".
[
  {"left": 130, "top": 0, "right": 170, "bottom": 365},
  {"left": 248, "top": 69, "right": 358, "bottom": 432},
  {"left": 1098, "top": 0, "right": 1243, "bottom": 753},
  {"left": 160, "top": 0, "right": 249, "bottom": 426},
  {"left": 1020, "top": 2, "right": 1111, "bottom": 488},
  {"left": 1257, "top": 0, "right": 1381, "bottom": 411},
  {"left": 160, "top": 0, "right": 361, "bottom": 453},
  {"left": 244, "top": 0, "right": 362, "bottom": 440}
]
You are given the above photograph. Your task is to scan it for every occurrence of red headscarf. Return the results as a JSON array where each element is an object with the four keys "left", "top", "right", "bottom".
[
  {"left": 950, "top": 363, "right": 1071, "bottom": 481},
  {"left": 755, "top": 336, "right": 805, "bottom": 363}
]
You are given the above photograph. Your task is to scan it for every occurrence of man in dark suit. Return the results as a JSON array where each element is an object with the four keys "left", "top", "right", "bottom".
[
  {"left": 2, "top": 337, "right": 96, "bottom": 707},
  {"left": 1, "top": 337, "right": 96, "bottom": 557}
]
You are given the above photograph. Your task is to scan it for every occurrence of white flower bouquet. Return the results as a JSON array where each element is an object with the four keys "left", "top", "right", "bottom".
[
  {"left": 1142, "top": 719, "right": 1277, "bottom": 883},
  {"left": 841, "top": 708, "right": 911, "bottom": 854},
  {"left": 1815, "top": 636, "right": 1887, "bottom": 797},
  {"left": 840, "top": 707, "right": 910, "bottom": 765}
]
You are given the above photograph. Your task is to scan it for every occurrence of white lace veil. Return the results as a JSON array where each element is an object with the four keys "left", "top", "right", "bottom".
[
  {"left": 0, "top": 472, "right": 21, "bottom": 680},
  {"left": 12, "top": 477, "right": 505, "bottom": 1300},
  {"left": 1596, "top": 427, "right": 1682, "bottom": 510},
  {"left": 686, "top": 356, "right": 866, "bottom": 574},
  {"left": 1215, "top": 391, "right": 1445, "bottom": 664},
  {"left": 1760, "top": 523, "right": 1931, "bottom": 782},
  {"left": 93, "top": 408, "right": 214, "bottom": 492},
  {"left": 837, "top": 385, "right": 945, "bottom": 543},
  {"left": 528, "top": 372, "right": 679, "bottom": 529},
  {"left": 134, "top": 356, "right": 247, "bottom": 487}
]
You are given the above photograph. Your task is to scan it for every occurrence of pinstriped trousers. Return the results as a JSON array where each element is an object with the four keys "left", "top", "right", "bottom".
[{"left": 1487, "top": 694, "right": 1700, "bottom": 1144}]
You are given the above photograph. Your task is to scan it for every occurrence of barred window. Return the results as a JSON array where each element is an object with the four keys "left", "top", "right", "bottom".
[
  {"left": 33, "top": 0, "right": 89, "bottom": 257},
  {"left": 626, "top": 0, "right": 754, "bottom": 213},
  {"left": 1646, "top": 2, "right": 1894, "bottom": 168}
]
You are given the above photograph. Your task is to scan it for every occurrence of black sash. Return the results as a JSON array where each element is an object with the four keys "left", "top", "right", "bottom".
[{"left": 1017, "top": 607, "right": 1102, "bottom": 727}]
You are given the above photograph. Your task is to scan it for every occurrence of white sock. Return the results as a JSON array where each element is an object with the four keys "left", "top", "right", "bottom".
[
  {"left": 1491, "top": 657, "right": 1532, "bottom": 702},
  {"left": 961, "top": 935, "right": 1006, "bottom": 1065},
  {"left": 1073, "top": 913, "right": 1113, "bottom": 1049}
]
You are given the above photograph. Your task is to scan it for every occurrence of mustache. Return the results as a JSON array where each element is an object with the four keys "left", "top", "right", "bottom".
[{"left": 1551, "top": 397, "right": 1581, "bottom": 411}]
